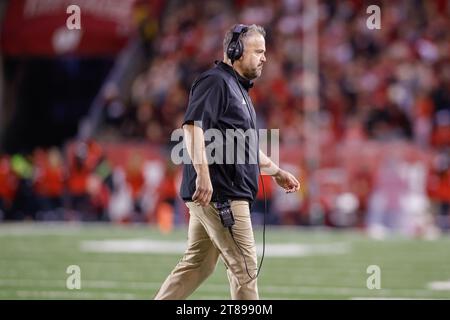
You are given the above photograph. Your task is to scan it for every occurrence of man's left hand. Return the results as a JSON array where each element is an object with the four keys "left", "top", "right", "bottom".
[{"left": 273, "top": 169, "right": 300, "bottom": 193}]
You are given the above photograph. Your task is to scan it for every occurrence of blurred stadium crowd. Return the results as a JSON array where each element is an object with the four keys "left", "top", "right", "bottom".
[{"left": 0, "top": 0, "right": 449, "bottom": 236}]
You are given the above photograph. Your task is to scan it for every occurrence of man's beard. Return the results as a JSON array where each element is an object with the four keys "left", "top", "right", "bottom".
[{"left": 243, "top": 66, "right": 262, "bottom": 80}]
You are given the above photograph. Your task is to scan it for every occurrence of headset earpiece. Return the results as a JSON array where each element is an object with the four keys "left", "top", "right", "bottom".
[{"left": 227, "top": 24, "right": 248, "bottom": 64}]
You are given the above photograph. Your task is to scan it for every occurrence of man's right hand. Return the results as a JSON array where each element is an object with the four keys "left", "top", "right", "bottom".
[{"left": 192, "top": 170, "right": 213, "bottom": 207}]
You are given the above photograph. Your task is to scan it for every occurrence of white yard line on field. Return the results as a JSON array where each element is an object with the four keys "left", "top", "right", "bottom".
[
  {"left": 0, "top": 278, "right": 440, "bottom": 299},
  {"left": 80, "top": 239, "right": 351, "bottom": 258},
  {"left": 427, "top": 280, "right": 450, "bottom": 291},
  {"left": 14, "top": 290, "right": 138, "bottom": 299}
]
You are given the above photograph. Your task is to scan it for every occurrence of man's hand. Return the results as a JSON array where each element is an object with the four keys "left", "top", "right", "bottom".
[
  {"left": 273, "top": 169, "right": 300, "bottom": 193},
  {"left": 192, "top": 170, "right": 213, "bottom": 207}
]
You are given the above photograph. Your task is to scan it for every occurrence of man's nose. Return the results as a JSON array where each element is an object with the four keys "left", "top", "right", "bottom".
[{"left": 261, "top": 54, "right": 266, "bottom": 63}]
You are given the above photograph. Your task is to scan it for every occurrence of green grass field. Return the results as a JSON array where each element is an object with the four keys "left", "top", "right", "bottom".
[{"left": 0, "top": 222, "right": 450, "bottom": 300}]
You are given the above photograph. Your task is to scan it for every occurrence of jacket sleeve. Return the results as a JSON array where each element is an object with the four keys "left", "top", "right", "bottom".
[{"left": 182, "top": 75, "right": 227, "bottom": 130}]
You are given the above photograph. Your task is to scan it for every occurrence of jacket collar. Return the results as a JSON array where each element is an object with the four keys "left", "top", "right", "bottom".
[{"left": 215, "top": 60, "right": 254, "bottom": 91}]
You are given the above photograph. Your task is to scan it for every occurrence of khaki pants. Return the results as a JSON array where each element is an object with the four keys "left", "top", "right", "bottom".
[{"left": 154, "top": 200, "right": 259, "bottom": 300}]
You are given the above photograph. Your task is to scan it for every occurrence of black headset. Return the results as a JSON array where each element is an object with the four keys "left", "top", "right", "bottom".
[{"left": 227, "top": 24, "right": 249, "bottom": 64}]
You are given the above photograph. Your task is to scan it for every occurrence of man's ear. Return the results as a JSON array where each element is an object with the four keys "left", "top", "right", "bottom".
[{"left": 235, "top": 54, "right": 244, "bottom": 64}]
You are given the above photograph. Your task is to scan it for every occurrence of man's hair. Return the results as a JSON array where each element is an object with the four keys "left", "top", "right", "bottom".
[{"left": 223, "top": 24, "right": 266, "bottom": 56}]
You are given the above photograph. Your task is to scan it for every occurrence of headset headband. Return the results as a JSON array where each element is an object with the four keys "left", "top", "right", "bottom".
[{"left": 227, "top": 24, "right": 249, "bottom": 63}]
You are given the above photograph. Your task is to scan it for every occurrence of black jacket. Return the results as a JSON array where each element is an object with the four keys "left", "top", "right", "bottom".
[{"left": 180, "top": 61, "right": 259, "bottom": 203}]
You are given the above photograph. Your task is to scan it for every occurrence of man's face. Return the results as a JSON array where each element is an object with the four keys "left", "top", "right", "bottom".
[{"left": 237, "top": 33, "right": 266, "bottom": 80}]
